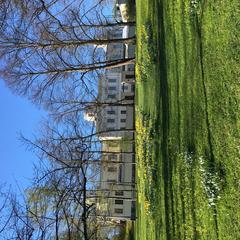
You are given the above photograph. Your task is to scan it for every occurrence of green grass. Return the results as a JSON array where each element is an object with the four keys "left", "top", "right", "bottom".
[
  {"left": 124, "top": 221, "right": 134, "bottom": 240},
  {"left": 135, "top": 0, "right": 240, "bottom": 239}
]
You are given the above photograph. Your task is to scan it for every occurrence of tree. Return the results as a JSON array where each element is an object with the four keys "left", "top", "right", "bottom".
[
  {"left": 0, "top": 0, "right": 136, "bottom": 238},
  {"left": 6, "top": 115, "right": 133, "bottom": 239},
  {"left": 0, "top": 0, "right": 135, "bottom": 105},
  {"left": 0, "top": 91, "right": 135, "bottom": 239}
]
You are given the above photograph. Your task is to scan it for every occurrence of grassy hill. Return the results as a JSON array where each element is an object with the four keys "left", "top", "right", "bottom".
[{"left": 135, "top": 0, "right": 240, "bottom": 239}]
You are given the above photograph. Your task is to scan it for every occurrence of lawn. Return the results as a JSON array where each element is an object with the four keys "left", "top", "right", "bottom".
[{"left": 135, "top": 0, "right": 240, "bottom": 239}]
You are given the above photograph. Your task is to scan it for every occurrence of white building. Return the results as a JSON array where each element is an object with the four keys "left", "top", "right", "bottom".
[
  {"left": 96, "top": 140, "right": 136, "bottom": 220},
  {"left": 85, "top": 20, "right": 136, "bottom": 221}
]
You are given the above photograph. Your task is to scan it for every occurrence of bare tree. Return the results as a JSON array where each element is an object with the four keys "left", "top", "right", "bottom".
[
  {"left": 0, "top": 1, "right": 136, "bottom": 238},
  {"left": 0, "top": 105, "right": 135, "bottom": 239},
  {"left": 0, "top": 0, "right": 135, "bottom": 105},
  {"left": 0, "top": 115, "right": 130, "bottom": 239}
]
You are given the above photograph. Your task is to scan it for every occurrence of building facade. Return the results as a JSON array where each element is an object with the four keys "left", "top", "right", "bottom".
[{"left": 85, "top": 15, "right": 136, "bottom": 221}]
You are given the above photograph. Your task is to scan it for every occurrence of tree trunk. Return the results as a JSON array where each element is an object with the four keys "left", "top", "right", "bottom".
[{"left": 2, "top": 36, "right": 135, "bottom": 49}]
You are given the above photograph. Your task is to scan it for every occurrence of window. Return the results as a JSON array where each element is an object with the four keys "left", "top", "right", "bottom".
[
  {"left": 120, "top": 119, "right": 126, "bottom": 123},
  {"left": 128, "top": 65, "right": 134, "bottom": 71},
  {"left": 107, "top": 119, "right": 115, "bottom": 123},
  {"left": 112, "top": 44, "right": 121, "bottom": 48},
  {"left": 121, "top": 110, "right": 127, "bottom": 114},
  {"left": 132, "top": 164, "right": 136, "bottom": 182},
  {"left": 108, "top": 167, "right": 117, "bottom": 172},
  {"left": 115, "top": 199, "right": 124, "bottom": 205},
  {"left": 125, "top": 74, "right": 135, "bottom": 79},
  {"left": 108, "top": 86, "right": 117, "bottom": 91},
  {"left": 122, "top": 85, "right": 128, "bottom": 91},
  {"left": 108, "top": 78, "right": 116, "bottom": 83},
  {"left": 114, "top": 208, "right": 123, "bottom": 214},
  {"left": 107, "top": 94, "right": 116, "bottom": 99},
  {"left": 115, "top": 191, "right": 124, "bottom": 196},
  {"left": 118, "top": 165, "right": 123, "bottom": 182},
  {"left": 113, "top": 32, "right": 122, "bottom": 38},
  {"left": 107, "top": 179, "right": 116, "bottom": 183},
  {"left": 131, "top": 84, "right": 135, "bottom": 92},
  {"left": 125, "top": 96, "right": 134, "bottom": 100},
  {"left": 107, "top": 110, "right": 116, "bottom": 115},
  {"left": 108, "top": 154, "right": 117, "bottom": 161}
]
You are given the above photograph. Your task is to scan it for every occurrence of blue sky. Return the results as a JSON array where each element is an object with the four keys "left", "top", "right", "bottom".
[
  {"left": 0, "top": 80, "right": 46, "bottom": 191},
  {"left": 0, "top": 2, "right": 113, "bottom": 193}
]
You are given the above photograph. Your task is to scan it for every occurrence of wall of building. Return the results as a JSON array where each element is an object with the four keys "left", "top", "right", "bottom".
[
  {"left": 84, "top": 20, "right": 136, "bottom": 222},
  {"left": 97, "top": 140, "right": 135, "bottom": 220}
]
